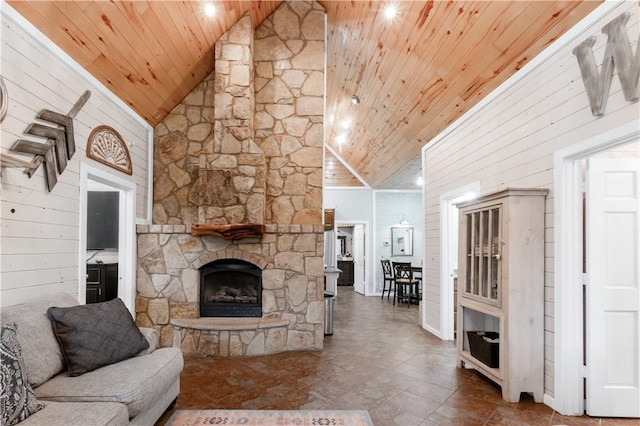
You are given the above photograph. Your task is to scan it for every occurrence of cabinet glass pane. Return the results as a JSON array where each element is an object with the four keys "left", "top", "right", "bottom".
[
  {"left": 480, "top": 211, "right": 488, "bottom": 298},
  {"left": 462, "top": 206, "right": 502, "bottom": 305},
  {"left": 491, "top": 207, "right": 501, "bottom": 301},
  {"left": 465, "top": 213, "right": 473, "bottom": 294},
  {"left": 472, "top": 212, "right": 479, "bottom": 295}
]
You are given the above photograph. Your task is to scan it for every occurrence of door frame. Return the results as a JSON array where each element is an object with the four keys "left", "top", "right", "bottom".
[
  {"left": 553, "top": 121, "right": 640, "bottom": 415},
  {"left": 79, "top": 163, "right": 137, "bottom": 316},
  {"left": 438, "top": 182, "right": 481, "bottom": 340},
  {"left": 335, "top": 220, "right": 370, "bottom": 295}
]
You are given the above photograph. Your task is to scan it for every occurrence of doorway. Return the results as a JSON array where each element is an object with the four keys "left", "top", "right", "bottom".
[
  {"left": 336, "top": 221, "right": 369, "bottom": 295},
  {"left": 554, "top": 122, "right": 640, "bottom": 416},
  {"left": 79, "top": 163, "right": 137, "bottom": 315},
  {"left": 85, "top": 182, "right": 120, "bottom": 304},
  {"left": 439, "top": 183, "right": 480, "bottom": 340}
]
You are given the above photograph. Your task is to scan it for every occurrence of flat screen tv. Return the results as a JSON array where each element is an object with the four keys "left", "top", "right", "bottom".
[{"left": 87, "top": 191, "right": 119, "bottom": 250}]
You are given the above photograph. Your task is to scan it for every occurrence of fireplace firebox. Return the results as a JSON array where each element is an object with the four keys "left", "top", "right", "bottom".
[{"left": 199, "top": 259, "right": 262, "bottom": 317}]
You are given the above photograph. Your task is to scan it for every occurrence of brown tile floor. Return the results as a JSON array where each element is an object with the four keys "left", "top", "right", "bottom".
[{"left": 158, "top": 288, "right": 639, "bottom": 425}]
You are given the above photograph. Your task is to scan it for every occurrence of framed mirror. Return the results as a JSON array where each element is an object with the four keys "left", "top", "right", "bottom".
[
  {"left": 337, "top": 235, "right": 346, "bottom": 256},
  {"left": 391, "top": 226, "right": 413, "bottom": 256}
]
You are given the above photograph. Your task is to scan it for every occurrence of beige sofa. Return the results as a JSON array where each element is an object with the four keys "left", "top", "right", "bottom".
[{"left": 1, "top": 293, "right": 183, "bottom": 426}]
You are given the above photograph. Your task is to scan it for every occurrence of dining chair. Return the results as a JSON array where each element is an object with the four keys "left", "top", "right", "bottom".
[
  {"left": 392, "top": 262, "right": 420, "bottom": 306},
  {"left": 380, "top": 259, "right": 395, "bottom": 300},
  {"left": 411, "top": 265, "right": 423, "bottom": 301}
]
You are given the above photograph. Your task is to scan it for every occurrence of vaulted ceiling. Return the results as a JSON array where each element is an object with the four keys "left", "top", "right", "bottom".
[{"left": 7, "top": 0, "right": 601, "bottom": 189}]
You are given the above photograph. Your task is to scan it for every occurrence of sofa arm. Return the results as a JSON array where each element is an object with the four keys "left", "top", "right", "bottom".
[{"left": 136, "top": 327, "right": 159, "bottom": 356}]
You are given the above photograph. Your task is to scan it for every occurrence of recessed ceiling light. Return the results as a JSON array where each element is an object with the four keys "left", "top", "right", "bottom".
[
  {"left": 339, "top": 118, "right": 352, "bottom": 130},
  {"left": 204, "top": 3, "right": 216, "bottom": 17},
  {"left": 351, "top": 95, "right": 360, "bottom": 105},
  {"left": 336, "top": 134, "right": 347, "bottom": 145},
  {"left": 384, "top": 4, "right": 398, "bottom": 20}
]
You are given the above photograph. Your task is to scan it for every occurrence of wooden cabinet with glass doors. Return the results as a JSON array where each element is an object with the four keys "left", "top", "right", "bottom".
[{"left": 455, "top": 188, "right": 548, "bottom": 403}]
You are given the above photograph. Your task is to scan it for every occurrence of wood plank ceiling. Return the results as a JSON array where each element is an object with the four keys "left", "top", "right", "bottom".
[
  {"left": 7, "top": 0, "right": 601, "bottom": 189},
  {"left": 324, "top": 148, "right": 364, "bottom": 187}
]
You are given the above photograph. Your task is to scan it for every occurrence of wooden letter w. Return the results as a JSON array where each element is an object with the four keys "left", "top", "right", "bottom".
[{"left": 572, "top": 12, "right": 640, "bottom": 116}]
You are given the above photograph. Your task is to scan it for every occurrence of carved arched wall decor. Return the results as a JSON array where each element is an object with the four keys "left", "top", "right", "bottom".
[
  {"left": 86, "top": 125, "right": 133, "bottom": 175},
  {"left": 0, "top": 76, "right": 8, "bottom": 123}
]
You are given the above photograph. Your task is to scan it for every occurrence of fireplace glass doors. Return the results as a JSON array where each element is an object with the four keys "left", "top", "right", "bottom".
[{"left": 199, "top": 259, "right": 262, "bottom": 317}]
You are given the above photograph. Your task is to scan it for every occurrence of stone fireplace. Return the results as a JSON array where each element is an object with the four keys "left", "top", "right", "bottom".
[
  {"left": 199, "top": 258, "right": 262, "bottom": 317},
  {"left": 135, "top": 1, "right": 326, "bottom": 357}
]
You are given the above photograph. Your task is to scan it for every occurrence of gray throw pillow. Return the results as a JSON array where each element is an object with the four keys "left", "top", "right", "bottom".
[
  {"left": 47, "top": 298, "right": 149, "bottom": 376},
  {"left": 1, "top": 323, "right": 44, "bottom": 426}
]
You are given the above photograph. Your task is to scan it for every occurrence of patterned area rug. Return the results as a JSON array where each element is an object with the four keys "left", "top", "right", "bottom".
[{"left": 165, "top": 409, "right": 374, "bottom": 426}]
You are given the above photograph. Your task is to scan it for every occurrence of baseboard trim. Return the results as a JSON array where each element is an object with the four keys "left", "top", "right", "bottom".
[
  {"left": 423, "top": 323, "right": 443, "bottom": 339},
  {"left": 544, "top": 394, "right": 556, "bottom": 411}
]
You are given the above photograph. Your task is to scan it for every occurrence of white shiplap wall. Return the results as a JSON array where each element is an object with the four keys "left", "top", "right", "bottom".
[
  {"left": 374, "top": 191, "right": 423, "bottom": 293},
  {"left": 0, "top": 6, "right": 152, "bottom": 307},
  {"left": 422, "top": 2, "right": 639, "bottom": 398}
]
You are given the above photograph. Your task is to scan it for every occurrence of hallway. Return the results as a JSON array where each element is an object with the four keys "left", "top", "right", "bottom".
[{"left": 158, "top": 288, "right": 634, "bottom": 425}]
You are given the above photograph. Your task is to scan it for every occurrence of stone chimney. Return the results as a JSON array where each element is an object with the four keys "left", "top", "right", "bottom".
[
  {"left": 137, "top": 1, "right": 327, "bottom": 356},
  {"left": 152, "top": 1, "right": 324, "bottom": 229},
  {"left": 153, "top": 14, "right": 263, "bottom": 227}
]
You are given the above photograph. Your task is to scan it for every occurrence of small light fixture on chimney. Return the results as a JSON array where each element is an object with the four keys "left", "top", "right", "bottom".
[
  {"left": 351, "top": 95, "right": 360, "bottom": 105},
  {"left": 400, "top": 215, "right": 410, "bottom": 225}
]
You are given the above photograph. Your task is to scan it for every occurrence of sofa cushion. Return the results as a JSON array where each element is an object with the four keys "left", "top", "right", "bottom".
[
  {"left": 1, "top": 323, "right": 44, "bottom": 426},
  {"left": 136, "top": 327, "right": 159, "bottom": 356},
  {"left": 34, "top": 347, "right": 183, "bottom": 418},
  {"left": 0, "top": 293, "right": 77, "bottom": 387},
  {"left": 47, "top": 298, "right": 149, "bottom": 376},
  {"left": 17, "top": 401, "right": 128, "bottom": 426}
]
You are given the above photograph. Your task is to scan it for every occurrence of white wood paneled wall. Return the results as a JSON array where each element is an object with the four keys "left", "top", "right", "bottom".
[
  {"left": 374, "top": 191, "right": 423, "bottom": 293},
  {"left": 0, "top": 8, "right": 152, "bottom": 307},
  {"left": 422, "top": 3, "right": 639, "bottom": 398}
]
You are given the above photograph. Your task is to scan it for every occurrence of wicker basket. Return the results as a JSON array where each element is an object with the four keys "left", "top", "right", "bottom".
[{"left": 467, "top": 331, "right": 499, "bottom": 368}]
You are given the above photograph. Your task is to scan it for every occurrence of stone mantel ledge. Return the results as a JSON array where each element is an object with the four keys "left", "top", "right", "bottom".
[
  {"left": 137, "top": 224, "right": 324, "bottom": 234},
  {"left": 171, "top": 317, "right": 289, "bottom": 331}
]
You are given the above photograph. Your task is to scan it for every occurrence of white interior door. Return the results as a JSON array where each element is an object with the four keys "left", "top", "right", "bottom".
[
  {"left": 353, "top": 224, "right": 365, "bottom": 294},
  {"left": 586, "top": 157, "right": 640, "bottom": 417}
]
